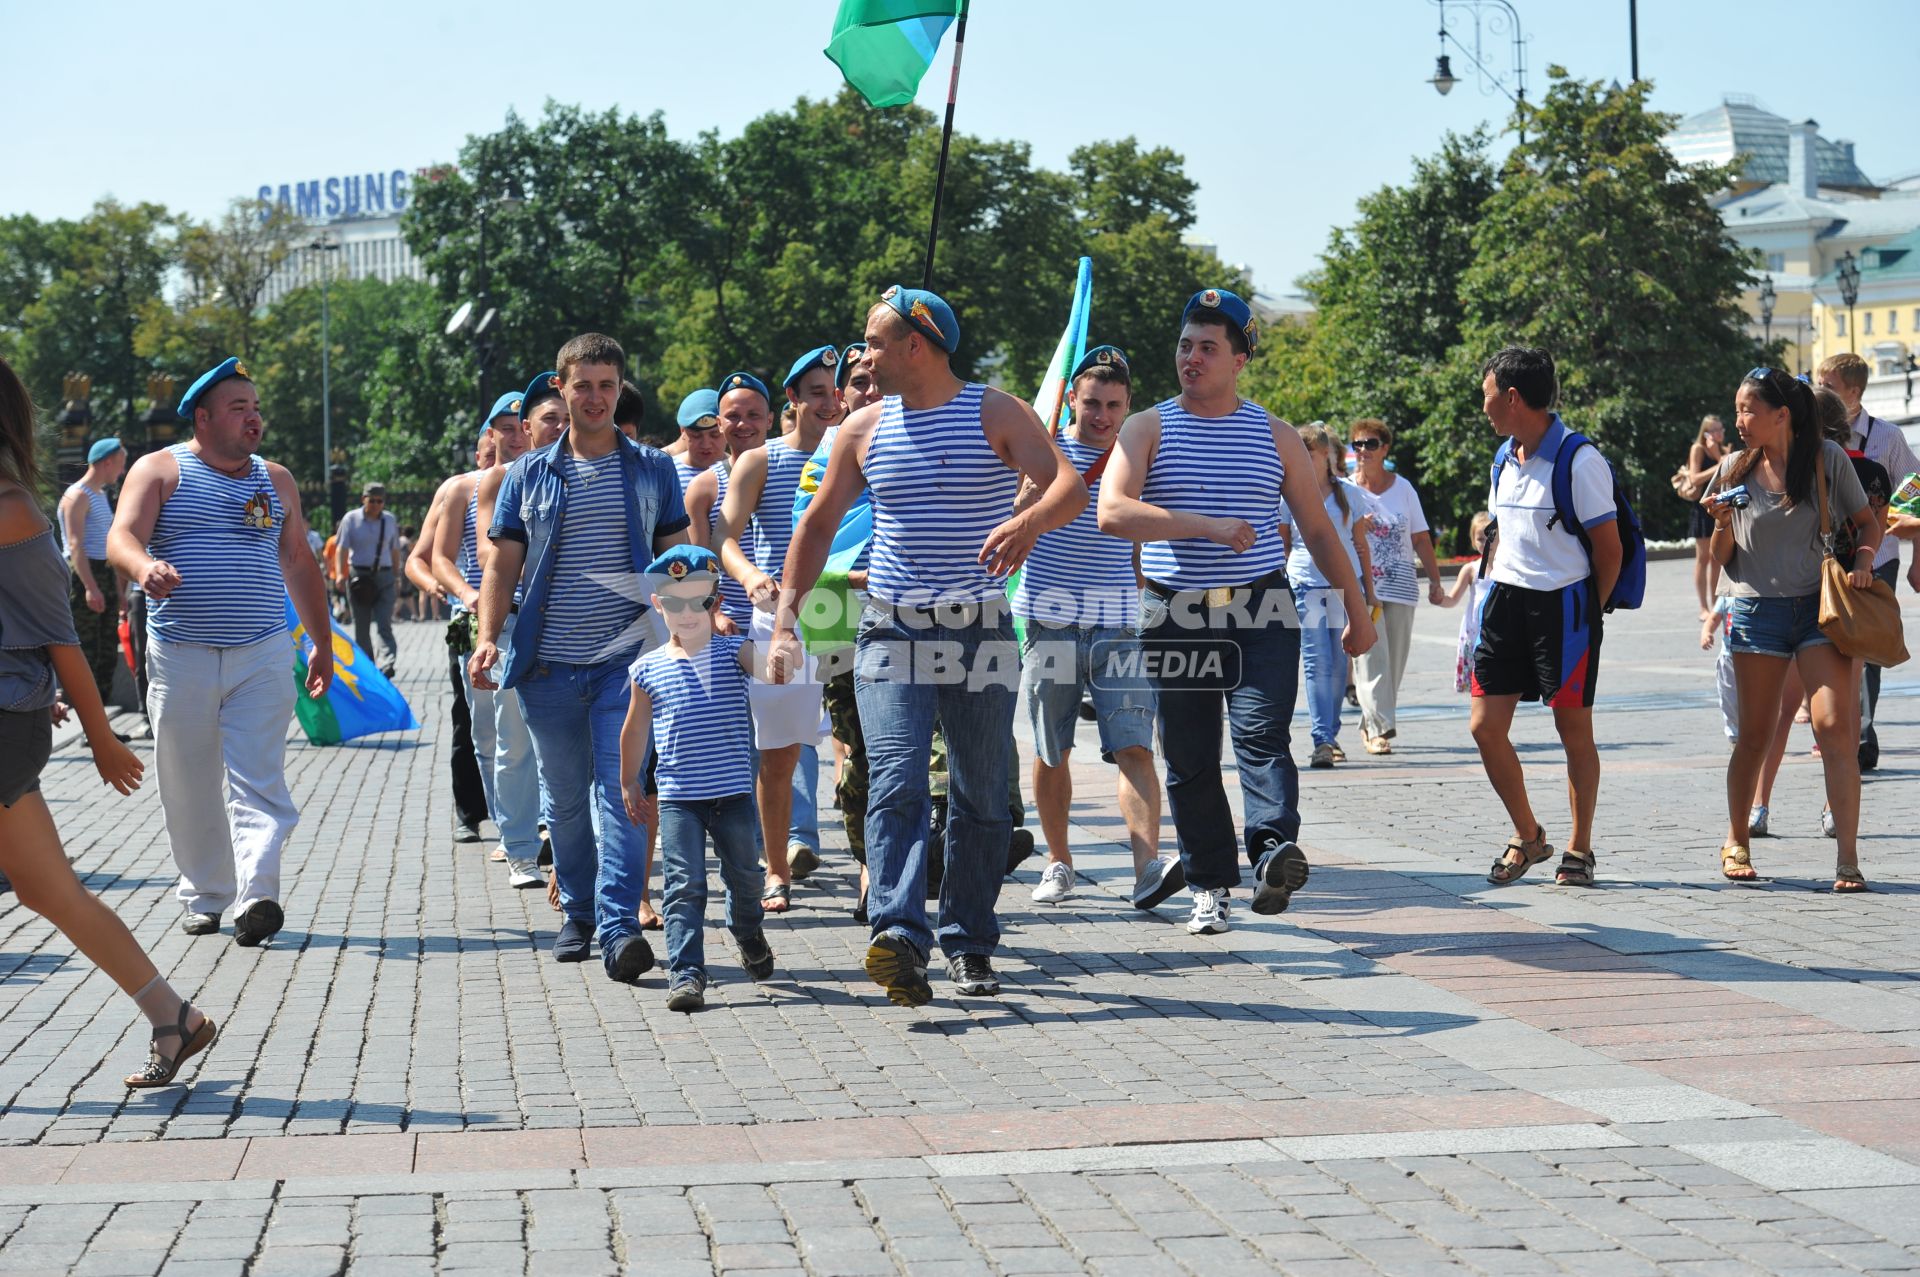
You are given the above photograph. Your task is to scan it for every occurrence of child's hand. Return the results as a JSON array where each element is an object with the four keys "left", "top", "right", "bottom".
[
  {"left": 1699, "top": 619, "right": 1715, "bottom": 651},
  {"left": 622, "top": 780, "right": 654, "bottom": 829},
  {"left": 94, "top": 738, "right": 144, "bottom": 795}
]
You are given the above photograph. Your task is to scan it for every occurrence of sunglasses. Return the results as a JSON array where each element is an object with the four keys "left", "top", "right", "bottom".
[
  {"left": 1746, "top": 366, "right": 1780, "bottom": 381},
  {"left": 1350, "top": 438, "right": 1386, "bottom": 452},
  {"left": 656, "top": 593, "right": 717, "bottom": 614}
]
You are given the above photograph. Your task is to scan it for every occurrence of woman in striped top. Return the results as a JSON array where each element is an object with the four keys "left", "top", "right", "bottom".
[{"left": 1100, "top": 289, "right": 1376, "bottom": 939}]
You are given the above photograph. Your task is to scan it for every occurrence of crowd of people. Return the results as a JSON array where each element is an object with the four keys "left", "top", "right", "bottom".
[{"left": 0, "top": 287, "right": 1912, "bottom": 1086}]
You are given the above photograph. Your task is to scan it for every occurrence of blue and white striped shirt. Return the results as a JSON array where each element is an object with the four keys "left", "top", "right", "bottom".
[
  {"left": 710, "top": 460, "right": 755, "bottom": 626},
  {"left": 537, "top": 450, "right": 638, "bottom": 662},
  {"left": 1140, "top": 398, "right": 1287, "bottom": 590},
  {"left": 61, "top": 482, "right": 113, "bottom": 561},
  {"left": 632, "top": 633, "right": 755, "bottom": 800},
  {"left": 147, "top": 445, "right": 287, "bottom": 646},
  {"left": 753, "top": 439, "right": 812, "bottom": 579},
  {"left": 448, "top": 483, "right": 483, "bottom": 616},
  {"left": 1013, "top": 435, "right": 1136, "bottom": 628},
  {"left": 865, "top": 384, "right": 1017, "bottom": 607}
]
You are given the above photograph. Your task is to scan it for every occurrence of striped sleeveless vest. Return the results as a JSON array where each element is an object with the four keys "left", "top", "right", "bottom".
[
  {"left": 147, "top": 445, "right": 287, "bottom": 646},
  {"left": 864, "top": 384, "right": 1016, "bottom": 607},
  {"left": 1139, "top": 397, "right": 1287, "bottom": 590}
]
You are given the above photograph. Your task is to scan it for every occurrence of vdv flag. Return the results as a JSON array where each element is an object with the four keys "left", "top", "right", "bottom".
[
  {"left": 285, "top": 600, "right": 420, "bottom": 745},
  {"left": 825, "top": 0, "right": 966, "bottom": 108}
]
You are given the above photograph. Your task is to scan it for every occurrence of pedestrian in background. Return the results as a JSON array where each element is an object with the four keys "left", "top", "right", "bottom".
[
  {"left": 1283, "top": 423, "right": 1376, "bottom": 769},
  {"left": 1348, "top": 419, "right": 1443, "bottom": 755},
  {"left": 332, "top": 481, "right": 402, "bottom": 677},
  {"left": 1680, "top": 415, "right": 1727, "bottom": 618}
]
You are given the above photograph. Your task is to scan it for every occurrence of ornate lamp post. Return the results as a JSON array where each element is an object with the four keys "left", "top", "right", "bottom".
[
  {"left": 1428, "top": 1, "right": 1527, "bottom": 110},
  {"left": 1758, "top": 274, "right": 1776, "bottom": 350},
  {"left": 1836, "top": 250, "right": 1861, "bottom": 355},
  {"left": 309, "top": 234, "right": 343, "bottom": 516},
  {"left": 140, "top": 375, "right": 177, "bottom": 458}
]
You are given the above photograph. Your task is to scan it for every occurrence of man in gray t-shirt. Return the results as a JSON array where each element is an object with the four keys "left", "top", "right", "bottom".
[{"left": 332, "top": 482, "right": 402, "bottom": 676}]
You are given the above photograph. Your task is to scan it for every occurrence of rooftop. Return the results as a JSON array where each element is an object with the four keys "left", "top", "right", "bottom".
[{"left": 1665, "top": 94, "right": 1875, "bottom": 191}]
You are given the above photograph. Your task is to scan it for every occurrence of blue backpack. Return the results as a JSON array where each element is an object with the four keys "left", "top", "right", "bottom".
[{"left": 1490, "top": 431, "right": 1646, "bottom": 612}]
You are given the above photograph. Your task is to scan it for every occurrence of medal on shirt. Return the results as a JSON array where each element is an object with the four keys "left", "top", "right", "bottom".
[{"left": 242, "top": 491, "right": 274, "bottom": 529}]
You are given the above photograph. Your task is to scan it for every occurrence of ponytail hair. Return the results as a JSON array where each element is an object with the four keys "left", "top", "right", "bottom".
[
  {"left": 1740, "top": 368, "right": 1819, "bottom": 508},
  {"left": 1298, "top": 422, "right": 1349, "bottom": 517}
]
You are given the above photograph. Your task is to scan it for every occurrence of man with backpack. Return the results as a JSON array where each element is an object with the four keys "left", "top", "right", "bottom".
[{"left": 1470, "top": 347, "right": 1640, "bottom": 889}]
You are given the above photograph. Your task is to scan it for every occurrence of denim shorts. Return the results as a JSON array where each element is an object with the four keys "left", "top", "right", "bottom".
[
  {"left": 1726, "top": 593, "right": 1830, "bottom": 658},
  {"left": 1019, "top": 623, "right": 1156, "bottom": 767}
]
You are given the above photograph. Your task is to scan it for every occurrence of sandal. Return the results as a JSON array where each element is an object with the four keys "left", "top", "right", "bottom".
[
  {"left": 761, "top": 880, "right": 791, "bottom": 914},
  {"left": 1834, "top": 864, "right": 1868, "bottom": 893},
  {"left": 1721, "top": 844, "right": 1758, "bottom": 881},
  {"left": 125, "top": 1002, "right": 218, "bottom": 1089},
  {"left": 1488, "top": 827, "right": 1552, "bottom": 885},
  {"left": 1555, "top": 849, "right": 1596, "bottom": 888}
]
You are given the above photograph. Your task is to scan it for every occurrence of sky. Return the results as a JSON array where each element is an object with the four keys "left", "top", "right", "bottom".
[{"left": 3, "top": 0, "right": 1915, "bottom": 298}]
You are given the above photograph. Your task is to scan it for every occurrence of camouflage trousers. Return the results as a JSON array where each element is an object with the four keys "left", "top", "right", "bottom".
[{"left": 69, "top": 560, "right": 120, "bottom": 703}]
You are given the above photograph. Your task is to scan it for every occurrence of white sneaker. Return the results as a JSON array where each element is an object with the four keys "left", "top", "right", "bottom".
[
  {"left": 507, "top": 859, "right": 545, "bottom": 889},
  {"left": 1821, "top": 808, "right": 1836, "bottom": 838},
  {"left": 1748, "top": 806, "right": 1769, "bottom": 838},
  {"left": 1031, "top": 861, "right": 1075, "bottom": 903},
  {"left": 1186, "top": 888, "right": 1231, "bottom": 935}
]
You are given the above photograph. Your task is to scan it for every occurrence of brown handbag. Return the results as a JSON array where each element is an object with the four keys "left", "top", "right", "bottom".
[{"left": 1815, "top": 449, "right": 1909, "bottom": 668}]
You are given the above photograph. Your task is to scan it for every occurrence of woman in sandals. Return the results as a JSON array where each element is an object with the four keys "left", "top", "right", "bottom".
[
  {"left": 0, "top": 358, "right": 218, "bottom": 1086},
  {"left": 1708, "top": 368, "right": 1880, "bottom": 891}
]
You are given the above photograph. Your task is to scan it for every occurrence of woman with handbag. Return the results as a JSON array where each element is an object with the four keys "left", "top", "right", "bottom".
[
  {"left": 1708, "top": 368, "right": 1884, "bottom": 891},
  {"left": 1676, "top": 415, "right": 1726, "bottom": 618}
]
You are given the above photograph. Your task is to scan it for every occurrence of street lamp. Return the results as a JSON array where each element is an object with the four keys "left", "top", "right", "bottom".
[
  {"left": 1905, "top": 353, "right": 1916, "bottom": 415},
  {"left": 310, "top": 233, "right": 344, "bottom": 517},
  {"left": 1429, "top": 53, "right": 1458, "bottom": 96},
  {"left": 447, "top": 176, "right": 523, "bottom": 428},
  {"left": 1428, "top": 1, "right": 1527, "bottom": 111},
  {"left": 1757, "top": 274, "right": 1776, "bottom": 350},
  {"left": 1836, "top": 250, "right": 1861, "bottom": 355}
]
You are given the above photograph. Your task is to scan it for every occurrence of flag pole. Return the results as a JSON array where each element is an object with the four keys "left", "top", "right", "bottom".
[{"left": 920, "top": 10, "right": 967, "bottom": 290}]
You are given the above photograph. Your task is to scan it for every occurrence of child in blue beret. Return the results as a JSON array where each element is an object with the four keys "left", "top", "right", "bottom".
[{"left": 620, "top": 544, "right": 775, "bottom": 1011}]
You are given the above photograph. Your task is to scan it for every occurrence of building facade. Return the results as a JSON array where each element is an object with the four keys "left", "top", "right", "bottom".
[
  {"left": 253, "top": 167, "right": 429, "bottom": 307},
  {"left": 1810, "top": 229, "right": 1920, "bottom": 424}
]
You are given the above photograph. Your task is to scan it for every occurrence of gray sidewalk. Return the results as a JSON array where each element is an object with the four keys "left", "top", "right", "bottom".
[{"left": 1, "top": 558, "right": 1917, "bottom": 1275}]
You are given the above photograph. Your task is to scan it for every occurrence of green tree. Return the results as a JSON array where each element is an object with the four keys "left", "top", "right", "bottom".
[{"left": 1450, "top": 70, "right": 1755, "bottom": 542}]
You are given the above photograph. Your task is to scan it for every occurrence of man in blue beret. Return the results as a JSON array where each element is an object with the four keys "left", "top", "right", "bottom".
[
  {"left": 471, "top": 335, "right": 692, "bottom": 983},
  {"left": 715, "top": 348, "right": 843, "bottom": 909},
  {"left": 1099, "top": 289, "right": 1375, "bottom": 937},
  {"left": 426, "top": 391, "right": 550, "bottom": 885},
  {"left": 666, "top": 389, "right": 727, "bottom": 498},
  {"left": 1013, "top": 345, "right": 1180, "bottom": 915},
  {"left": 57, "top": 436, "right": 129, "bottom": 705},
  {"left": 684, "top": 373, "right": 772, "bottom": 635},
  {"left": 772, "top": 287, "right": 1088, "bottom": 1004},
  {"left": 109, "top": 357, "right": 333, "bottom": 947}
]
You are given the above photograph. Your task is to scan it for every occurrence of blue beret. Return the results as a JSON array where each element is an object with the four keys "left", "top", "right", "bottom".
[
  {"left": 485, "top": 391, "right": 523, "bottom": 428},
  {"left": 717, "top": 371, "right": 771, "bottom": 406},
  {"left": 879, "top": 285, "right": 960, "bottom": 353},
  {"left": 1180, "top": 288, "right": 1259, "bottom": 354},
  {"left": 783, "top": 345, "right": 840, "bottom": 390},
  {"left": 87, "top": 437, "right": 125, "bottom": 464},
  {"left": 645, "top": 544, "right": 721, "bottom": 581},
  {"left": 522, "top": 370, "right": 563, "bottom": 414},
  {"left": 835, "top": 342, "right": 868, "bottom": 390},
  {"left": 676, "top": 388, "right": 721, "bottom": 429},
  {"left": 176, "top": 357, "right": 252, "bottom": 421},
  {"left": 1071, "top": 345, "right": 1131, "bottom": 382}
]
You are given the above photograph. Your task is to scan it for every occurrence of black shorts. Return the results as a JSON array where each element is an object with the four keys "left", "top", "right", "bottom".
[
  {"left": 1471, "top": 581, "right": 1602, "bottom": 708},
  {"left": 0, "top": 709, "right": 52, "bottom": 808}
]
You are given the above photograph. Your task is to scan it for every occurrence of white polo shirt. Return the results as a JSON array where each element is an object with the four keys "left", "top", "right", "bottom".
[
  {"left": 1486, "top": 416, "right": 1616, "bottom": 592},
  {"left": 1850, "top": 409, "right": 1919, "bottom": 571}
]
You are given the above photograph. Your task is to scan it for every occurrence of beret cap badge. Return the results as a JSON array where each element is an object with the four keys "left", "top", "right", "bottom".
[
  {"left": 909, "top": 299, "right": 945, "bottom": 341},
  {"left": 881, "top": 285, "right": 900, "bottom": 301},
  {"left": 666, "top": 559, "right": 689, "bottom": 580},
  {"left": 1199, "top": 289, "right": 1221, "bottom": 308},
  {"left": 822, "top": 348, "right": 838, "bottom": 366}
]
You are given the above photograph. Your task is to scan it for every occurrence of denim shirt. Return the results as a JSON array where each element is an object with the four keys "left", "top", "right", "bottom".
[{"left": 489, "top": 429, "right": 690, "bottom": 688}]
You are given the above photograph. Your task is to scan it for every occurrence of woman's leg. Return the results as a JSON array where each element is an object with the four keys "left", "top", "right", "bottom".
[
  {"left": 1798, "top": 643, "right": 1863, "bottom": 874},
  {"left": 1753, "top": 661, "right": 1804, "bottom": 809},
  {"left": 1727, "top": 653, "right": 1790, "bottom": 849},
  {"left": 0, "top": 791, "right": 161, "bottom": 996}
]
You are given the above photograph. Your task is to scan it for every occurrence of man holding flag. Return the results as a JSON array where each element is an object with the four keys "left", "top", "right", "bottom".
[
  {"left": 772, "top": 287, "right": 1083, "bottom": 1005},
  {"left": 109, "top": 358, "right": 333, "bottom": 946}
]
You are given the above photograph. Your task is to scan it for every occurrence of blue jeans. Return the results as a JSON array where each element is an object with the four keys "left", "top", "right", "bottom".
[
  {"left": 1297, "top": 616, "right": 1346, "bottom": 748},
  {"left": 1141, "top": 580, "right": 1302, "bottom": 892},
  {"left": 515, "top": 650, "right": 648, "bottom": 968},
  {"left": 658, "top": 794, "right": 763, "bottom": 976},
  {"left": 489, "top": 615, "right": 542, "bottom": 863},
  {"left": 790, "top": 742, "right": 820, "bottom": 853},
  {"left": 854, "top": 602, "right": 1016, "bottom": 958}
]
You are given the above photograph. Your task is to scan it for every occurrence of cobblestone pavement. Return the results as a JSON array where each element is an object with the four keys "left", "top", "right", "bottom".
[{"left": 2, "top": 559, "right": 1917, "bottom": 1274}]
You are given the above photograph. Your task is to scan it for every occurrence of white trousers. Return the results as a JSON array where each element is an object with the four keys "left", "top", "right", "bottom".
[
  {"left": 1354, "top": 600, "right": 1417, "bottom": 739},
  {"left": 149, "top": 633, "right": 299, "bottom": 916}
]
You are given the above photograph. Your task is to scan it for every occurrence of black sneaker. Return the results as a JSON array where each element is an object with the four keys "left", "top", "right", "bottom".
[
  {"left": 666, "top": 971, "right": 706, "bottom": 1012},
  {"left": 947, "top": 953, "right": 1000, "bottom": 996},
  {"left": 180, "top": 911, "right": 220, "bottom": 936},
  {"left": 1005, "top": 828, "right": 1035, "bottom": 876},
  {"left": 735, "top": 931, "right": 775, "bottom": 982},
  {"left": 454, "top": 822, "right": 482, "bottom": 844},
  {"left": 1250, "top": 840, "right": 1310, "bottom": 916},
  {"left": 232, "top": 900, "right": 283, "bottom": 947},
  {"left": 864, "top": 933, "right": 933, "bottom": 1007},
  {"left": 852, "top": 890, "right": 869, "bottom": 925},
  {"left": 537, "top": 836, "right": 553, "bottom": 867},
  {"left": 606, "top": 933, "right": 655, "bottom": 984},
  {"left": 552, "top": 918, "right": 593, "bottom": 963}
]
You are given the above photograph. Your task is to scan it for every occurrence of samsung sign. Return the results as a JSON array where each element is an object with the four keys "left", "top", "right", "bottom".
[{"left": 257, "top": 170, "right": 413, "bottom": 221}]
